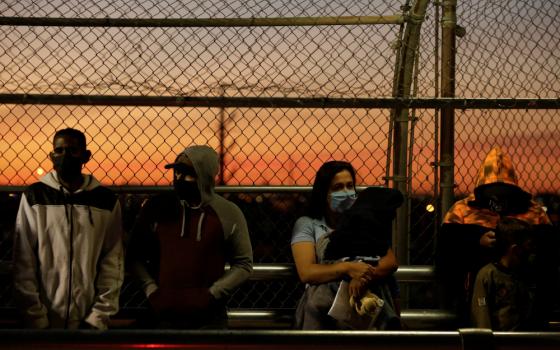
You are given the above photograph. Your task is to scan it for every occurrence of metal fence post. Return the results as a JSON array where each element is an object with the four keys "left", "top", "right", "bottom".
[
  {"left": 391, "top": 0, "right": 430, "bottom": 266},
  {"left": 440, "top": 0, "right": 457, "bottom": 217}
]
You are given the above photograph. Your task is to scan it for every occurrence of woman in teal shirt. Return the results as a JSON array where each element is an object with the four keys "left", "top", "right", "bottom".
[{"left": 291, "top": 161, "right": 399, "bottom": 329}]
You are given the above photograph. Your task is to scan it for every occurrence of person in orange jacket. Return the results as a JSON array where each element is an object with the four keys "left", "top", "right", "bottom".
[{"left": 435, "top": 146, "right": 557, "bottom": 328}]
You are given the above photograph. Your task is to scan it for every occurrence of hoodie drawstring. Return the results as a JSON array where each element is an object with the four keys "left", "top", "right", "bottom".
[
  {"left": 82, "top": 177, "right": 94, "bottom": 226},
  {"left": 61, "top": 186, "right": 94, "bottom": 227},
  {"left": 180, "top": 200, "right": 204, "bottom": 241},
  {"left": 87, "top": 206, "right": 94, "bottom": 226},
  {"left": 60, "top": 186, "right": 71, "bottom": 225},
  {"left": 59, "top": 185, "right": 73, "bottom": 328},
  {"left": 180, "top": 202, "right": 187, "bottom": 237},
  {"left": 196, "top": 212, "right": 205, "bottom": 242}
]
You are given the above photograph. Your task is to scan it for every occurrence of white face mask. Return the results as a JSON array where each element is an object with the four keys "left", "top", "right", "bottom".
[{"left": 329, "top": 190, "right": 357, "bottom": 213}]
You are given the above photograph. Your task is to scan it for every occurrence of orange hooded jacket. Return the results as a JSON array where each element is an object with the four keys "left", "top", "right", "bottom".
[
  {"left": 437, "top": 147, "right": 555, "bottom": 328},
  {"left": 443, "top": 146, "right": 550, "bottom": 229}
]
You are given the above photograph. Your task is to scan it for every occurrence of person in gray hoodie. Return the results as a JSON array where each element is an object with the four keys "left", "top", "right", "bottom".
[
  {"left": 127, "top": 145, "right": 253, "bottom": 329},
  {"left": 13, "top": 128, "right": 124, "bottom": 330}
]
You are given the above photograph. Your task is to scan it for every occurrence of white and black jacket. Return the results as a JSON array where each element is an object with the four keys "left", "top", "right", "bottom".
[{"left": 13, "top": 171, "right": 124, "bottom": 330}]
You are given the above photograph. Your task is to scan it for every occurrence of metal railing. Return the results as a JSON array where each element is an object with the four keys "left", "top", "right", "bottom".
[
  {"left": 0, "top": 329, "right": 559, "bottom": 350},
  {"left": 2, "top": 0, "right": 560, "bottom": 323}
]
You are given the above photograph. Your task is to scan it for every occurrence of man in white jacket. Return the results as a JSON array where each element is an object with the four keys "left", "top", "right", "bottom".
[{"left": 13, "top": 128, "right": 124, "bottom": 330}]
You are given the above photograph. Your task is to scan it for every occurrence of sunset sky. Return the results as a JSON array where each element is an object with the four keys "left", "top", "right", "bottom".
[{"left": 0, "top": 0, "right": 559, "bottom": 196}]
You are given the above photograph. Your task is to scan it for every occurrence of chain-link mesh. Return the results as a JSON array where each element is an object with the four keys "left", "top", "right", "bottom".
[
  {"left": 0, "top": 105, "right": 392, "bottom": 186},
  {"left": 0, "top": 0, "right": 402, "bottom": 187},
  {"left": 453, "top": 0, "right": 560, "bottom": 198},
  {"left": 0, "top": 0, "right": 405, "bottom": 318},
  {"left": 1, "top": 0, "right": 559, "bottom": 315},
  {"left": 406, "top": 0, "right": 560, "bottom": 265}
]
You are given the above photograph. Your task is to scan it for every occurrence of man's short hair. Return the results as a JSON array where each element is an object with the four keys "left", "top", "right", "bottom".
[
  {"left": 495, "top": 217, "right": 532, "bottom": 255},
  {"left": 53, "top": 128, "right": 87, "bottom": 150}
]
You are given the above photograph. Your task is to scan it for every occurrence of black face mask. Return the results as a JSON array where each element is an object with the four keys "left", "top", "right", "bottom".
[
  {"left": 53, "top": 155, "right": 83, "bottom": 183},
  {"left": 174, "top": 179, "right": 201, "bottom": 204},
  {"left": 474, "top": 183, "right": 530, "bottom": 215},
  {"left": 488, "top": 196, "right": 507, "bottom": 214}
]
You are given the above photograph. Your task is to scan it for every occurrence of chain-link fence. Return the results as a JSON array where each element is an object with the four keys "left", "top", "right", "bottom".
[
  {"left": 1, "top": 0, "right": 559, "bottom": 319},
  {"left": 454, "top": 0, "right": 560, "bottom": 194},
  {"left": 405, "top": 0, "right": 560, "bottom": 264}
]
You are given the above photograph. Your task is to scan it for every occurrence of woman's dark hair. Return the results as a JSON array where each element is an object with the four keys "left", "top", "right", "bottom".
[{"left": 307, "top": 160, "right": 356, "bottom": 219}]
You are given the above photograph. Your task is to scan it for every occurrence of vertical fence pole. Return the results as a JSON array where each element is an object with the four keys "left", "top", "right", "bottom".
[
  {"left": 391, "top": 0, "right": 430, "bottom": 267},
  {"left": 440, "top": 0, "right": 457, "bottom": 217},
  {"left": 219, "top": 105, "right": 226, "bottom": 185},
  {"left": 433, "top": 0, "right": 442, "bottom": 245}
]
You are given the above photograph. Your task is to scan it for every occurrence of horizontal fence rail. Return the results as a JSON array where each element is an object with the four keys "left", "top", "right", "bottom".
[
  {"left": 0, "top": 329, "right": 559, "bottom": 350},
  {"left": 227, "top": 309, "right": 456, "bottom": 330},
  {"left": 231, "top": 264, "right": 435, "bottom": 281},
  {"left": 0, "top": 95, "right": 559, "bottom": 109},
  {"left": 0, "top": 262, "right": 434, "bottom": 282},
  {"left": 0, "top": 15, "right": 405, "bottom": 27},
  {"left": 0, "top": 186, "right": 369, "bottom": 193}
]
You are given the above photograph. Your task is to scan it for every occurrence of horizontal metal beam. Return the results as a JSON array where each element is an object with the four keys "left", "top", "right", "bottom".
[
  {"left": 0, "top": 261, "right": 432, "bottom": 282},
  {"left": 0, "top": 307, "right": 458, "bottom": 331},
  {"left": 1, "top": 94, "right": 559, "bottom": 109},
  {"left": 0, "top": 329, "right": 559, "bottom": 350},
  {"left": 393, "top": 265, "right": 435, "bottom": 282},
  {"left": 1, "top": 185, "right": 372, "bottom": 193},
  {"left": 248, "top": 263, "right": 296, "bottom": 280},
  {"left": 0, "top": 15, "right": 404, "bottom": 27},
  {"left": 242, "top": 264, "right": 434, "bottom": 282},
  {"left": 227, "top": 308, "right": 456, "bottom": 330}
]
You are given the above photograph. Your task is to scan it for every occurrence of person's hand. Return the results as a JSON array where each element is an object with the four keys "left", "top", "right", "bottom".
[
  {"left": 346, "top": 261, "right": 376, "bottom": 281},
  {"left": 348, "top": 277, "right": 368, "bottom": 298},
  {"left": 480, "top": 231, "right": 496, "bottom": 247}
]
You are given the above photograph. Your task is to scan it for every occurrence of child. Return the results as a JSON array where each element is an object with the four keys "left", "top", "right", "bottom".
[
  {"left": 470, "top": 217, "right": 537, "bottom": 330},
  {"left": 323, "top": 186, "right": 403, "bottom": 261}
]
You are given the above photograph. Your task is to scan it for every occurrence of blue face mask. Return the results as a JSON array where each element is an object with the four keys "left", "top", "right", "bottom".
[{"left": 329, "top": 190, "right": 357, "bottom": 213}]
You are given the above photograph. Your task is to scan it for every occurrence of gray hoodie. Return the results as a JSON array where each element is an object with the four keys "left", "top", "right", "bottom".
[
  {"left": 135, "top": 145, "right": 253, "bottom": 301},
  {"left": 183, "top": 145, "right": 253, "bottom": 299}
]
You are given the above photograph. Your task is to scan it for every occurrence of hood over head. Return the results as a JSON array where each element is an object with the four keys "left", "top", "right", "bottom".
[
  {"left": 470, "top": 147, "right": 531, "bottom": 213},
  {"left": 474, "top": 146, "right": 520, "bottom": 189},
  {"left": 165, "top": 145, "right": 219, "bottom": 205}
]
